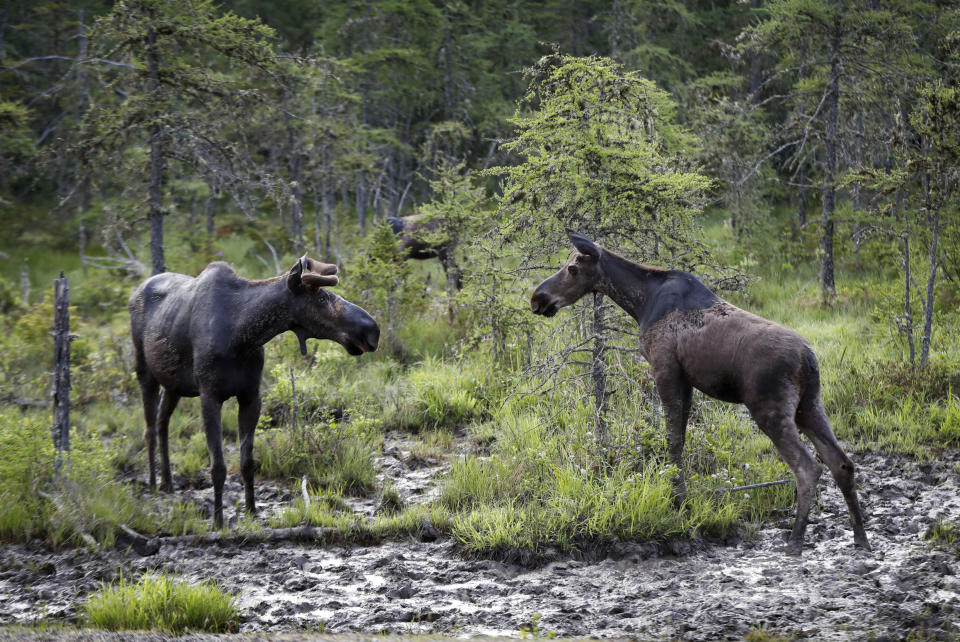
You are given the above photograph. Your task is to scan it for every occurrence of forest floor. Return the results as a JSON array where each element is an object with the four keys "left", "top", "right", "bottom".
[{"left": 1, "top": 435, "right": 958, "bottom": 641}]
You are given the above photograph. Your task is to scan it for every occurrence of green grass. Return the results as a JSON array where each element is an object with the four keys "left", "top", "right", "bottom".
[
  {"left": 925, "top": 517, "right": 960, "bottom": 557},
  {"left": 84, "top": 573, "right": 238, "bottom": 633},
  {"left": 257, "top": 423, "right": 377, "bottom": 493},
  {"left": 1, "top": 204, "right": 959, "bottom": 558}
]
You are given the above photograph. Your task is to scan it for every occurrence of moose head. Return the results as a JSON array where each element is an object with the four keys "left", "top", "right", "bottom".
[
  {"left": 286, "top": 255, "right": 380, "bottom": 356},
  {"left": 530, "top": 232, "right": 605, "bottom": 317}
]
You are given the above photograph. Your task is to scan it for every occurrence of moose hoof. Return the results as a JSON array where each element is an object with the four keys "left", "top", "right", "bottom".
[
  {"left": 785, "top": 541, "right": 803, "bottom": 557},
  {"left": 854, "top": 535, "right": 871, "bottom": 551}
]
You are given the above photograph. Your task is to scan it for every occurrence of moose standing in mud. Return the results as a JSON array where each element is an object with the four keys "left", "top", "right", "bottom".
[
  {"left": 129, "top": 256, "right": 379, "bottom": 528},
  {"left": 530, "top": 232, "right": 870, "bottom": 555}
]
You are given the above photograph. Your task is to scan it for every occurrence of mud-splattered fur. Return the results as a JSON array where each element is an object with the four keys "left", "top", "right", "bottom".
[{"left": 530, "top": 232, "right": 869, "bottom": 555}]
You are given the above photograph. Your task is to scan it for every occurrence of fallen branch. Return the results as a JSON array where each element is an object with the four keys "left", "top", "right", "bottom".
[
  {"left": 161, "top": 525, "right": 338, "bottom": 547},
  {"left": 116, "top": 524, "right": 160, "bottom": 556},
  {"left": 707, "top": 479, "right": 793, "bottom": 494}
]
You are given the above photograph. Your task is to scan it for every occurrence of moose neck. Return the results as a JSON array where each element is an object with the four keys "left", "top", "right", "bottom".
[
  {"left": 595, "top": 251, "right": 663, "bottom": 323},
  {"left": 233, "top": 275, "right": 297, "bottom": 349}
]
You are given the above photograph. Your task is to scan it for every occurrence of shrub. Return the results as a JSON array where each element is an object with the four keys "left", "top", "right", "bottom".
[{"left": 0, "top": 409, "right": 52, "bottom": 541}]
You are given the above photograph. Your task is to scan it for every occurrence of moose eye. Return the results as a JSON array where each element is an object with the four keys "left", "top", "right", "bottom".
[{"left": 567, "top": 264, "right": 579, "bottom": 275}]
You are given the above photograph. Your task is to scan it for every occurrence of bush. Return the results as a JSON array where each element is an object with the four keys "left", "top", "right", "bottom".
[
  {"left": 0, "top": 410, "right": 51, "bottom": 540},
  {"left": 0, "top": 408, "right": 202, "bottom": 547},
  {"left": 85, "top": 573, "right": 238, "bottom": 633},
  {"left": 383, "top": 356, "right": 486, "bottom": 431}
]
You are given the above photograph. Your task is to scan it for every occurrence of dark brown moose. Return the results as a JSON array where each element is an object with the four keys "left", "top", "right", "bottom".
[
  {"left": 129, "top": 256, "right": 379, "bottom": 528},
  {"left": 530, "top": 232, "right": 869, "bottom": 555},
  {"left": 386, "top": 214, "right": 462, "bottom": 289}
]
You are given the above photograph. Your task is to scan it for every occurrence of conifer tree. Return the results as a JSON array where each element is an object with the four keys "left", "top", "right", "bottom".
[
  {"left": 486, "top": 54, "right": 713, "bottom": 442},
  {"left": 78, "top": 0, "right": 279, "bottom": 274}
]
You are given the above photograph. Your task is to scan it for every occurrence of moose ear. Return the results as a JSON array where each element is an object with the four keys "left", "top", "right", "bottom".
[
  {"left": 566, "top": 230, "right": 600, "bottom": 259},
  {"left": 287, "top": 256, "right": 305, "bottom": 291},
  {"left": 301, "top": 273, "right": 339, "bottom": 289}
]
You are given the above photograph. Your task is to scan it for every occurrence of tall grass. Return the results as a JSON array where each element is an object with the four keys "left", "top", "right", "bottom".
[
  {"left": 438, "top": 396, "right": 793, "bottom": 555},
  {"left": 85, "top": 574, "right": 238, "bottom": 633}
]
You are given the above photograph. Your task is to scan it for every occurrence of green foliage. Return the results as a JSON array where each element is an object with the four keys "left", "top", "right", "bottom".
[
  {"left": 85, "top": 573, "right": 238, "bottom": 633},
  {"left": 0, "top": 410, "right": 53, "bottom": 540},
  {"left": 438, "top": 395, "right": 791, "bottom": 555},
  {"left": 925, "top": 517, "right": 960, "bottom": 557},
  {"left": 340, "top": 222, "right": 426, "bottom": 357},
  {"left": 0, "top": 101, "right": 35, "bottom": 189},
  {"left": 257, "top": 421, "right": 377, "bottom": 494},
  {"left": 382, "top": 356, "right": 486, "bottom": 431},
  {"left": 492, "top": 53, "right": 709, "bottom": 257}
]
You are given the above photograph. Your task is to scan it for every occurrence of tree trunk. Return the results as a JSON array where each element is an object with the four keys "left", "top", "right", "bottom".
[
  {"left": 591, "top": 292, "right": 608, "bottom": 444},
  {"left": 903, "top": 231, "right": 915, "bottom": 365},
  {"left": 853, "top": 110, "right": 864, "bottom": 259},
  {"left": 146, "top": 24, "right": 165, "bottom": 275},
  {"left": 76, "top": 3, "right": 91, "bottom": 245},
  {"left": 205, "top": 174, "right": 217, "bottom": 239},
  {"left": 288, "top": 147, "right": 304, "bottom": 253},
  {"left": 920, "top": 206, "right": 940, "bottom": 367},
  {"left": 52, "top": 273, "right": 71, "bottom": 473},
  {"left": 442, "top": 3, "right": 456, "bottom": 121},
  {"left": 748, "top": 0, "right": 762, "bottom": 100},
  {"left": 0, "top": 0, "right": 9, "bottom": 57},
  {"left": 820, "top": 17, "right": 840, "bottom": 297},
  {"left": 798, "top": 162, "right": 807, "bottom": 228},
  {"left": 356, "top": 175, "right": 367, "bottom": 234}
]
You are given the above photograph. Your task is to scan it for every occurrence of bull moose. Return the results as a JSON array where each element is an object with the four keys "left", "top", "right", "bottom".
[
  {"left": 530, "top": 232, "right": 869, "bottom": 555},
  {"left": 129, "top": 256, "right": 379, "bottom": 528}
]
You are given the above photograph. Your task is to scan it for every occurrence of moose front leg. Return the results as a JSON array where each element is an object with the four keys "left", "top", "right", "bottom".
[
  {"left": 237, "top": 391, "right": 261, "bottom": 516},
  {"left": 655, "top": 370, "right": 693, "bottom": 506},
  {"left": 200, "top": 391, "right": 227, "bottom": 529}
]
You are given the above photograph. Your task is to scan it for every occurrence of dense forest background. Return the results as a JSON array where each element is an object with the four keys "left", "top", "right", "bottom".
[
  {"left": 2, "top": 0, "right": 960, "bottom": 600},
  {"left": 3, "top": 0, "right": 957, "bottom": 311}
]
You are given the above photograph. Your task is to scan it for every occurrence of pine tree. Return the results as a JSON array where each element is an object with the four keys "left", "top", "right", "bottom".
[{"left": 77, "top": 0, "right": 279, "bottom": 274}]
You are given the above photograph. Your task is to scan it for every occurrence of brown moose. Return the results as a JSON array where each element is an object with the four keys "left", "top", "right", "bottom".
[
  {"left": 530, "top": 232, "right": 869, "bottom": 555},
  {"left": 386, "top": 214, "right": 462, "bottom": 289},
  {"left": 129, "top": 256, "right": 379, "bottom": 528}
]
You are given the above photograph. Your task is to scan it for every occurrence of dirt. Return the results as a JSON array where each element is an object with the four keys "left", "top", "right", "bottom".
[{"left": 1, "top": 447, "right": 958, "bottom": 640}]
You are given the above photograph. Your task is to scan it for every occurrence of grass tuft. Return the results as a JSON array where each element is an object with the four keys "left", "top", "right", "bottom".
[{"left": 85, "top": 573, "right": 239, "bottom": 633}]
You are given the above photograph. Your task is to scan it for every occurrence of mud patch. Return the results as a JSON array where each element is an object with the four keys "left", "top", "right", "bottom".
[{"left": 1, "top": 451, "right": 958, "bottom": 639}]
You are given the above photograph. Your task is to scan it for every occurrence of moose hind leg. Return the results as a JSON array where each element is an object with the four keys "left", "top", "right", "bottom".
[
  {"left": 797, "top": 401, "right": 870, "bottom": 551},
  {"left": 753, "top": 407, "right": 821, "bottom": 555},
  {"left": 237, "top": 392, "right": 261, "bottom": 516},
  {"left": 655, "top": 371, "right": 692, "bottom": 505},
  {"left": 138, "top": 377, "right": 161, "bottom": 490},
  {"left": 200, "top": 391, "right": 227, "bottom": 529},
  {"left": 156, "top": 389, "right": 180, "bottom": 493}
]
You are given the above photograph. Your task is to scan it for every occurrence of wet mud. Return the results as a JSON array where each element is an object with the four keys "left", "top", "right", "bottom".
[{"left": 1, "top": 448, "right": 958, "bottom": 640}]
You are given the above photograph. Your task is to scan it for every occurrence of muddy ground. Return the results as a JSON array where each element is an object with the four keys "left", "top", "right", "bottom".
[{"left": 1, "top": 436, "right": 958, "bottom": 640}]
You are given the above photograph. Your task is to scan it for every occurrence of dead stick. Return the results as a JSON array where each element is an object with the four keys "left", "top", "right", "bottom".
[
  {"left": 161, "top": 525, "right": 338, "bottom": 547},
  {"left": 707, "top": 479, "right": 793, "bottom": 494}
]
